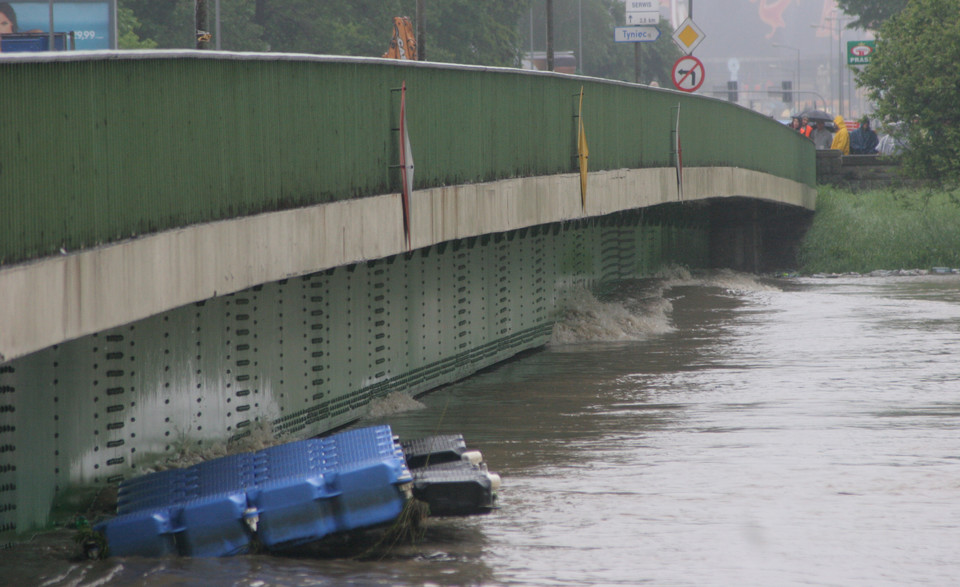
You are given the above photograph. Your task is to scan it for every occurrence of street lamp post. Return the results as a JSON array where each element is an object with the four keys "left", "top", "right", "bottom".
[
  {"left": 578, "top": 0, "right": 582, "bottom": 74},
  {"left": 809, "top": 23, "right": 833, "bottom": 114},
  {"left": 772, "top": 43, "right": 800, "bottom": 110},
  {"left": 832, "top": 17, "right": 842, "bottom": 118},
  {"left": 812, "top": 13, "right": 849, "bottom": 117}
]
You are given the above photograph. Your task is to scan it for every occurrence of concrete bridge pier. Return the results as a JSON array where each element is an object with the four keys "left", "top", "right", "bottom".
[{"left": 709, "top": 199, "right": 814, "bottom": 274}]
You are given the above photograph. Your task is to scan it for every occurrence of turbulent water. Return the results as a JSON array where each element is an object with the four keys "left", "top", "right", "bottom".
[{"left": 7, "top": 271, "right": 960, "bottom": 586}]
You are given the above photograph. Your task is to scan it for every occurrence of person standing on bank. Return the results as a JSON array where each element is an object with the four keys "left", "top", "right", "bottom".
[
  {"left": 850, "top": 117, "right": 879, "bottom": 154},
  {"left": 831, "top": 115, "right": 850, "bottom": 155},
  {"left": 811, "top": 119, "right": 833, "bottom": 150}
]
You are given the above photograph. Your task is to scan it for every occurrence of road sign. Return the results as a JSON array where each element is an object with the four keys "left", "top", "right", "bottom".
[
  {"left": 672, "top": 17, "right": 705, "bottom": 55},
  {"left": 626, "top": 11, "right": 659, "bottom": 25},
  {"left": 727, "top": 58, "right": 740, "bottom": 76},
  {"left": 614, "top": 26, "right": 661, "bottom": 43},
  {"left": 671, "top": 55, "right": 705, "bottom": 92},
  {"left": 625, "top": 0, "right": 657, "bottom": 10},
  {"left": 847, "top": 40, "right": 875, "bottom": 65}
]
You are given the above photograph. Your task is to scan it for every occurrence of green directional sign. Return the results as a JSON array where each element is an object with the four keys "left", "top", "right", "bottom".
[{"left": 847, "top": 40, "right": 876, "bottom": 65}]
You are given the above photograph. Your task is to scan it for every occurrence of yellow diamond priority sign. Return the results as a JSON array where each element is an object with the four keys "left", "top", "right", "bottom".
[{"left": 672, "top": 17, "right": 705, "bottom": 55}]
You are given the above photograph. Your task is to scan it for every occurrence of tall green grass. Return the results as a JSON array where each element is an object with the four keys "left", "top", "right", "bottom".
[{"left": 799, "top": 186, "right": 960, "bottom": 273}]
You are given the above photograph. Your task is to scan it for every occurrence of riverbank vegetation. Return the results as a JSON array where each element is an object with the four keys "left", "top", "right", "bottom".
[
  {"left": 798, "top": 186, "right": 960, "bottom": 274},
  {"left": 857, "top": 0, "right": 960, "bottom": 183},
  {"left": 116, "top": 1, "right": 681, "bottom": 85}
]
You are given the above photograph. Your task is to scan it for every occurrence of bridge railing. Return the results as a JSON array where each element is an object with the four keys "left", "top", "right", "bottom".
[{"left": 0, "top": 51, "right": 815, "bottom": 266}]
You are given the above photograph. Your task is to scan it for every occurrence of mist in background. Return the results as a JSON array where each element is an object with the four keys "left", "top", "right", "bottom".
[{"left": 522, "top": 0, "right": 873, "bottom": 119}]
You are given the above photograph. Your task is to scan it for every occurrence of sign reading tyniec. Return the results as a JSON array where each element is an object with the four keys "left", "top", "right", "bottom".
[{"left": 614, "top": 26, "right": 661, "bottom": 43}]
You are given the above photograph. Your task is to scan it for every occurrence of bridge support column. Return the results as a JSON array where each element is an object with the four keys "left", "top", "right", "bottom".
[
  {"left": 709, "top": 199, "right": 760, "bottom": 273},
  {"left": 709, "top": 199, "right": 813, "bottom": 273}
]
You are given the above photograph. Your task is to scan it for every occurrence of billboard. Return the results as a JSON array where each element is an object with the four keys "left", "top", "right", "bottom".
[
  {"left": 847, "top": 40, "right": 875, "bottom": 66},
  {"left": 3, "top": 1, "right": 113, "bottom": 50}
]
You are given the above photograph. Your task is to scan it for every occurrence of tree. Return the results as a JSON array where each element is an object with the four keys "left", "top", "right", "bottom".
[
  {"left": 254, "top": 0, "right": 406, "bottom": 56},
  {"left": 121, "top": 1, "right": 528, "bottom": 65},
  {"left": 121, "top": 0, "right": 265, "bottom": 51},
  {"left": 524, "top": 0, "right": 679, "bottom": 84},
  {"left": 117, "top": 6, "right": 158, "bottom": 50},
  {"left": 118, "top": 1, "right": 675, "bottom": 82},
  {"left": 427, "top": 0, "right": 530, "bottom": 66},
  {"left": 835, "top": 0, "right": 908, "bottom": 31},
  {"left": 119, "top": 1, "right": 196, "bottom": 48},
  {"left": 857, "top": 0, "right": 960, "bottom": 183},
  {"left": 631, "top": 18, "right": 682, "bottom": 87}
]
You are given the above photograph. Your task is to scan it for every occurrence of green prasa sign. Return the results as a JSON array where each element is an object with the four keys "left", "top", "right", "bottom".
[{"left": 847, "top": 40, "right": 875, "bottom": 66}]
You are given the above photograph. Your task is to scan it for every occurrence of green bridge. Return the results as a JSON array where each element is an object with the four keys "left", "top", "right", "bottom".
[{"left": 0, "top": 51, "right": 816, "bottom": 542}]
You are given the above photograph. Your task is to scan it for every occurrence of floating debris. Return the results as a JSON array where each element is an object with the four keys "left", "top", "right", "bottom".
[
  {"left": 94, "top": 426, "right": 500, "bottom": 558},
  {"left": 402, "top": 434, "right": 501, "bottom": 517}
]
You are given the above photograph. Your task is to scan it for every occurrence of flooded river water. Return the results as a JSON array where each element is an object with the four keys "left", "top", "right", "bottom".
[{"left": 8, "top": 271, "right": 960, "bottom": 586}]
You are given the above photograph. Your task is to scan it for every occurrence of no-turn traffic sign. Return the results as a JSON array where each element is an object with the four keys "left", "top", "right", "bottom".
[{"left": 671, "top": 55, "right": 705, "bottom": 93}]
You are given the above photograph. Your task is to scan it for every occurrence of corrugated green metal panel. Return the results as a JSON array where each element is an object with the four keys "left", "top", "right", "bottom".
[
  {"left": 673, "top": 95, "right": 813, "bottom": 183},
  {"left": 398, "top": 68, "right": 573, "bottom": 186},
  {"left": 1, "top": 55, "right": 813, "bottom": 266}
]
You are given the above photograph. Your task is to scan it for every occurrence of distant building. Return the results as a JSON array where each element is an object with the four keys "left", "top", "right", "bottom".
[{"left": 522, "top": 51, "right": 577, "bottom": 74}]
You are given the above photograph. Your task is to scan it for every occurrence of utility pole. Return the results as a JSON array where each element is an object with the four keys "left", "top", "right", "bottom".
[
  {"left": 196, "top": 0, "right": 210, "bottom": 49},
  {"left": 48, "top": 0, "right": 54, "bottom": 51},
  {"left": 546, "top": 0, "right": 554, "bottom": 71},
  {"left": 416, "top": 0, "right": 426, "bottom": 60},
  {"left": 635, "top": 43, "right": 641, "bottom": 83},
  {"left": 578, "top": 0, "right": 582, "bottom": 74},
  {"left": 837, "top": 16, "right": 843, "bottom": 117}
]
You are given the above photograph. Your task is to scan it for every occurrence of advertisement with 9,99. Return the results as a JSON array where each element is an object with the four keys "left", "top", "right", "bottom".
[{"left": 0, "top": 1, "right": 113, "bottom": 51}]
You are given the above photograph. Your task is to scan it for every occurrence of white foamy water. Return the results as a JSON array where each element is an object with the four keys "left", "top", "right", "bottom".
[
  {"left": 550, "top": 269, "right": 777, "bottom": 344},
  {"left": 549, "top": 284, "right": 675, "bottom": 344},
  {"left": 660, "top": 266, "right": 782, "bottom": 293}
]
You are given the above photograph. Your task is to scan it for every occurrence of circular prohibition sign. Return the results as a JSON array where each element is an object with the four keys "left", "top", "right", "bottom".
[{"left": 671, "top": 55, "right": 705, "bottom": 93}]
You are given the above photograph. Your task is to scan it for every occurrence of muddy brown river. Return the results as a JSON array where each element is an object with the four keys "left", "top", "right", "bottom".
[{"left": 6, "top": 272, "right": 960, "bottom": 586}]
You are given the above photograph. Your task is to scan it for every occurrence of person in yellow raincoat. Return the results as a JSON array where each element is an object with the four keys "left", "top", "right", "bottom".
[{"left": 831, "top": 115, "right": 850, "bottom": 155}]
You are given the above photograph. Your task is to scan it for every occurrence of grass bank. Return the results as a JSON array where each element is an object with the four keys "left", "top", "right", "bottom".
[{"left": 798, "top": 186, "right": 960, "bottom": 274}]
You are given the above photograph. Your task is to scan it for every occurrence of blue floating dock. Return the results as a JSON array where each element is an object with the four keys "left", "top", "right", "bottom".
[{"left": 97, "top": 425, "right": 412, "bottom": 557}]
